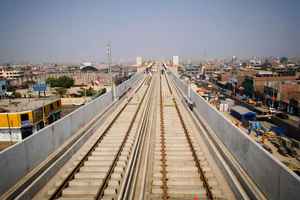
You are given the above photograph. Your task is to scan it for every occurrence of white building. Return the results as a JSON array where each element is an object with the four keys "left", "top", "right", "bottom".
[
  {"left": 0, "top": 69, "right": 24, "bottom": 80},
  {"left": 136, "top": 57, "right": 143, "bottom": 66},
  {"left": 173, "top": 56, "right": 179, "bottom": 66}
]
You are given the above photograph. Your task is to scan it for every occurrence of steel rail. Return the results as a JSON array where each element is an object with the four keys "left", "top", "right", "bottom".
[
  {"left": 163, "top": 71, "right": 214, "bottom": 200},
  {"left": 160, "top": 73, "right": 169, "bottom": 200},
  {"left": 137, "top": 73, "right": 159, "bottom": 200},
  {"left": 117, "top": 75, "right": 155, "bottom": 200},
  {"left": 95, "top": 76, "right": 151, "bottom": 199}
]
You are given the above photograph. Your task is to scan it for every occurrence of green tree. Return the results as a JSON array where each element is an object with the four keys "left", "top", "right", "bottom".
[
  {"left": 7, "top": 85, "right": 16, "bottom": 92},
  {"left": 46, "top": 77, "right": 58, "bottom": 87},
  {"left": 95, "top": 88, "right": 107, "bottom": 98},
  {"left": 57, "top": 76, "right": 74, "bottom": 88},
  {"left": 78, "top": 87, "right": 96, "bottom": 97},
  {"left": 46, "top": 76, "right": 74, "bottom": 88},
  {"left": 242, "top": 78, "right": 254, "bottom": 98}
]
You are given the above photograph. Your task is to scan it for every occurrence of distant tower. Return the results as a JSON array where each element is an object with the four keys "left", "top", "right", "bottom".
[
  {"left": 136, "top": 56, "right": 143, "bottom": 66},
  {"left": 232, "top": 56, "right": 237, "bottom": 64},
  {"left": 106, "top": 42, "right": 116, "bottom": 100},
  {"left": 173, "top": 56, "right": 179, "bottom": 66},
  {"left": 106, "top": 42, "right": 112, "bottom": 73}
]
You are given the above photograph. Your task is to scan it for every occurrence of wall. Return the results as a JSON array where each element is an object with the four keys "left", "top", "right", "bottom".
[
  {"left": 61, "top": 97, "right": 92, "bottom": 105},
  {"left": 0, "top": 72, "right": 143, "bottom": 196},
  {"left": 0, "top": 129, "right": 21, "bottom": 142},
  {"left": 168, "top": 70, "right": 300, "bottom": 200}
]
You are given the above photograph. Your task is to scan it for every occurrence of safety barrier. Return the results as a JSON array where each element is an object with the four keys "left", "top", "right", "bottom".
[{"left": 115, "top": 72, "right": 144, "bottom": 98}]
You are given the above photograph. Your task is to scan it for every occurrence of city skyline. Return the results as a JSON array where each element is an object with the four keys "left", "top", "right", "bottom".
[{"left": 0, "top": 0, "right": 300, "bottom": 63}]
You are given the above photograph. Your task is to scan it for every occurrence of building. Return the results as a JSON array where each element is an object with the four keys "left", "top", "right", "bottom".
[
  {"left": 173, "top": 56, "right": 179, "bottom": 66},
  {"left": 230, "top": 105, "right": 256, "bottom": 123},
  {"left": 183, "top": 64, "right": 201, "bottom": 76},
  {"left": 0, "top": 68, "right": 24, "bottom": 80},
  {"left": 202, "top": 64, "right": 220, "bottom": 77},
  {"left": 263, "top": 81, "right": 300, "bottom": 114},
  {"left": 0, "top": 98, "right": 62, "bottom": 142},
  {"left": 243, "top": 70, "right": 298, "bottom": 96},
  {"left": 136, "top": 57, "right": 143, "bottom": 66},
  {"left": 80, "top": 62, "right": 98, "bottom": 71}
]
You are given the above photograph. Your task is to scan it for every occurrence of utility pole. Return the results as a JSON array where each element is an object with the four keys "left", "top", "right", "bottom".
[{"left": 106, "top": 42, "right": 115, "bottom": 101}]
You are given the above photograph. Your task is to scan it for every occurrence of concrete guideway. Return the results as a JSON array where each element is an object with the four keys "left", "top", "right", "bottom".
[
  {"left": 32, "top": 68, "right": 244, "bottom": 200},
  {"left": 33, "top": 76, "right": 153, "bottom": 200}
]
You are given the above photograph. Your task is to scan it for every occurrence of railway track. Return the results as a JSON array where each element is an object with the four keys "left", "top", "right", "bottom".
[
  {"left": 149, "top": 70, "right": 230, "bottom": 200},
  {"left": 31, "top": 66, "right": 242, "bottom": 200},
  {"left": 36, "top": 76, "right": 152, "bottom": 200}
]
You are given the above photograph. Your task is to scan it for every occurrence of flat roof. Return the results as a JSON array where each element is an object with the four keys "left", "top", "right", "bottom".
[
  {"left": 231, "top": 105, "right": 256, "bottom": 115},
  {"left": 256, "top": 70, "right": 273, "bottom": 75},
  {"left": 0, "top": 97, "right": 60, "bottom": 113}
]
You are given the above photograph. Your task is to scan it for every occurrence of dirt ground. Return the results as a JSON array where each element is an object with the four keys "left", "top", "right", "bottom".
[{"left": 0, "top": 141, "right": 16, "bottom": 151}]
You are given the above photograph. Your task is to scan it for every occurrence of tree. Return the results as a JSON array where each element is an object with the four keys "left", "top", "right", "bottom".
[
  {"left": 46, "top": 77, "right": 57, "bottom": 87},
  {"left": 242, "top": 78, "right": 254, "bottom": 98},
  {"left": 7, "top": 85, "right": 16, "bottom": 92},
  {"left": 78, "top": 87, "right": 96, "bottom": 97},
  {"left": 57, "top": 76, "right": 74, "bottom": 88},
  {"left": 95, "top": 88, "right": 107, "bottom": 98},
  {"left": 46, "top": 76, "right": 74, "bottom": 88}
]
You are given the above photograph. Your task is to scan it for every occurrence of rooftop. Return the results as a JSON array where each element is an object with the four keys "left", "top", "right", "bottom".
[
  {"left": 231, "top": 105, "right": 255, "bottom": 115},
  {"left": 0, "top": 97, "right": 60, "bottom": 113}
]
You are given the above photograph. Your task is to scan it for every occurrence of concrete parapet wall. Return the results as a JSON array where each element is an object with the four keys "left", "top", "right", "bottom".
[
  {"left": 115, "top": 73, "right": 143, "bottom": 98},
  {"left": 61, "top": 97, "right": 92, "bottom": 105},
  {"left": 0, "top": 72, "right": 143, "bottom": 196},
  {"left": 169, "top": 70, "right": 300, "bottom": 200}
]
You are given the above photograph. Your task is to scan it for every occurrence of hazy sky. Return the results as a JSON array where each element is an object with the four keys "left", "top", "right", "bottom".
[{"left": 0, "top": 0, "right": 299, "bottom": 63}]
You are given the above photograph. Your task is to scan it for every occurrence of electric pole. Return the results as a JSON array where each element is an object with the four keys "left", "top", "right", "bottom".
[{"left": 106, "top": 42, "right": 115, "bottom": 100}]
